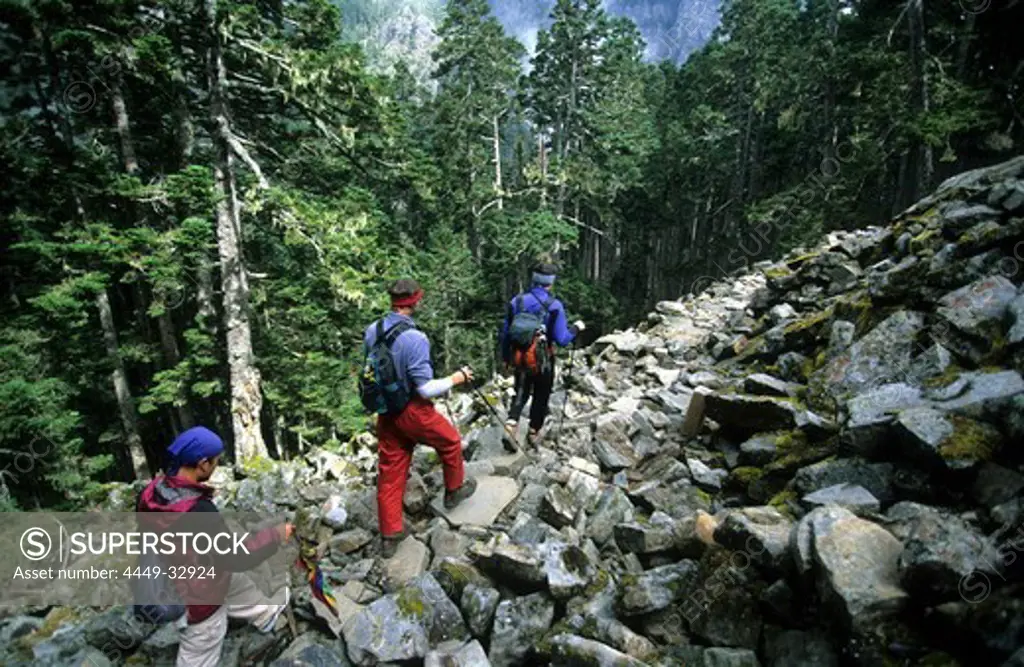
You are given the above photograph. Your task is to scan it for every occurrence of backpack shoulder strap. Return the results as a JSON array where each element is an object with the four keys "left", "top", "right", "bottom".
[
  {"left": 515, "top": 294, "right": 525, "bottom": 314},
  {"left": 540, "top": 295, "right": 555, "bottom": 312},
  {"left": 383, "top": 320, "right": 414, "bottom": 348}
]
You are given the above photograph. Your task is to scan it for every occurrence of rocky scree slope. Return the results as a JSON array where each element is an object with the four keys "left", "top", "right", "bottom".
[{"left": 4, "top": 156, "right": 1024, "bottom": 666}]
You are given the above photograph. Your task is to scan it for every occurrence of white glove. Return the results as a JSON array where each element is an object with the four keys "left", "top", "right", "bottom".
[{"left": 573, "top": 320, "right": 586, "bottom": 332}]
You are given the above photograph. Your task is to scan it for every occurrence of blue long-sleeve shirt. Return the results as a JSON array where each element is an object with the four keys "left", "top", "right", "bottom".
[
  {"left": 500, "top": 286, "right": 577, "bottom": 362},
  {"left": 364, "top": 312, "right": 434, "bottom": 393}
]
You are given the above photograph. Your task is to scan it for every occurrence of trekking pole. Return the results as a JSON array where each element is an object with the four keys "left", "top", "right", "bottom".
[
  {"left": 464, "top": 371, "right": 520, "bottom": 453},
  {"left": 554, "top": 343, "right": 576, "bottom": 448}
]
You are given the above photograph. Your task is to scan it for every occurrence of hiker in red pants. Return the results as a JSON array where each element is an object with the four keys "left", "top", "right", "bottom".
[{"left": 361, "top": 279, "right": 478, "bottom": 557}]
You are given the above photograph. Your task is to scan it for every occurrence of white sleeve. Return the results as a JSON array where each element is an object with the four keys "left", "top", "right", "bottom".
[{"left": 416, "top": 376, "right": 454, "bottom": 399}]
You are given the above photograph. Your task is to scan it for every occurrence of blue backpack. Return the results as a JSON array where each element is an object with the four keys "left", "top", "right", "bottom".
[{"left": 359, "top": 320, "right": 415, "bottom": 415}]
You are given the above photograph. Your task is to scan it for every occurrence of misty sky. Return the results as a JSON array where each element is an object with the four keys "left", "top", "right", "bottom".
[{"left": 487, "top": 0, "right": 721, "bottom": 63}]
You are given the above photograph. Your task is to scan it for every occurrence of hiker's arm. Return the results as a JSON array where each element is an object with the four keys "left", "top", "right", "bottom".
[
  {"left": 405, "top": 333, "right": 464, "bottom": 398},
  {"left": 191, "top": 500, "right": 286, "bottom": 571},
  {"left": 550, "top": 303, "right": 577, "bottom": 347}
]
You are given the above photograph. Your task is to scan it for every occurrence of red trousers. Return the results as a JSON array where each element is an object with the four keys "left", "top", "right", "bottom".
[{"left": 376, "top": 397, "right": 465, "bottom": 536}]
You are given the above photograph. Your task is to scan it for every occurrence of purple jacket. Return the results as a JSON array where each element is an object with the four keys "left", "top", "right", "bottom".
[
  {"left": 500, "top": 286, "right": 577, "bottom": 362},
  {"left": 364, "top": 312, "right": 434, "bottom": 391}
]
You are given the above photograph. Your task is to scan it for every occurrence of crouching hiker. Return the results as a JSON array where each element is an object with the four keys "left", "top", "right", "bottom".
[
  {"left": 360, "top": 279, "right": 478, "bottom": 558},
  {"left": 136, "top": 426, "right": 293, "bottom": 667},
  {"left": 499, "top": 263, "right": 585, "bottom": 448}
]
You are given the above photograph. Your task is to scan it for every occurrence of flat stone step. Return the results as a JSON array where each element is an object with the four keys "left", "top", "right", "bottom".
[{"left": 431, "top": 475, "right": 519, "bottom": 529}]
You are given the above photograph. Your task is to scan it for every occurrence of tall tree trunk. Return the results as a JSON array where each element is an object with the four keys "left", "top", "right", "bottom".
[
  {"left": 493, "top": 114, "right": 503, "bottom": 211},
  {"left": 908, "top": 0, "right": 933, "bottom": 201},
  {"left": 205, "top": 0, "right": 268, "bottom": 461},
  {"left": 39, "top": 28, "right": 150, "bottom": 478},
  {"left": 111, "top": 59, "right": 195, "bottom": 431},
  {"left": 97, "top": 289, "right": 150, "bottom": 479}
]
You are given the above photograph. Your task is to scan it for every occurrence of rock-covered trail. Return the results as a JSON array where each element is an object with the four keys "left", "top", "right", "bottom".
[{"left": 4, "top": 157, "right": 1024, "bottom": 666}]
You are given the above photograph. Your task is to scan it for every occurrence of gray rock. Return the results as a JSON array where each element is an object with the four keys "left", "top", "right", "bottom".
[
  {"left": 689, "top": 370, "right": 726, "bottom": 389},
  {"left": 617, "top": 560, "right": 699, "bottom": 616},
  {"left": 826, "top": 320, "right": 856, "bottom": 360},
  {"left": 972, "top": 463, "right": 1024, "bottom": 509},
  {"left": 629, "top": 478, "right": 711, "bottom": 518},
  {"left": 383, "top": 537, "right": 431, "bottom": 590},
  {"left": 424, "top": 639, "right": 491, "bottom": 667},
  {"left": 587, "top": 487, "right": 636, "bottom": 546},
  {"left": 687, "top": 457, "right": 728, "bottom": 491},
  {"left": 488, "top": 593, "right": 555, "bottom": 667},
  {"left": 713, "top": 506, "right": 792, "bottom": 573},
  {"left": 842, "top": 382, "right": 926, "bottom": 458},
  {"left": 943, "top": 203, "right": 1003, "bottom": 231},
  {"left": 894, "top": 407, "right": 1003, "bottom": 471},
  {"left": 793, "top": 458, "right": 895, "bottom": 505},
  {"left": 270, "top": 633, "right": 352, "bottom": 667},
  {"left": 801, "top": 484, "right": 880, "bottom": 515},
  {"left": 470, "top": 537, "right": 546, "bottom": 590},
  {"left": 811, "top": 311, "right": 926, "bottom": 400},
  {"left": 594, "top": 413, "right": 640, "bottom": 470},
  {"left": 431, "top": 476, "right": 519, "bottom": 529},
  {"left": 763, "top": 628, "right": 838, "bottom": 667},
  {"left": 541, "top": 485, "right": 579, "bottom": 529},
  {"left": 132, "top": 623, "right": 179, "bottom": 666},
  {"left": 739, "top": 434, "right": 778, "bottom": 466},
  {"left": 547, "top": 634, "right": 649, "bottom": 667},
  {"left": 703, "top": 393, "right": 804, "bottom": 439},
  {"left": 1007, "top": 294, "right": 1024, "bottom": 345},
  {"left": 702, "top": 647, "right": 762, "bottom": 667},
  {"left": 897, "top": 505, "right": 1002, "bottom": 604},
  {"left": 403, "top": 473, "right": 430, "bottom": 514},
  {"left": 689, "top": 583, "right": 763, "bottom": 650},
  {"left": 330, "top": 528, "right": 374, "bottom": 557},
  {"left": 744, "top": 374, "right": 793, "bottom": 397},
  {"left": 635, "top": 453, "right": 690, "bottom": 485},
  {"left": 811, "top": 510, "right": 909, "bottom": 632},
  {"left": 777, "top": 352, "right": 809, "bottom": 382},
  {"left": 343, "top": 573, "right": 468, "bottom": 666},
  {"left": 936, "top": 275, "right": 1018, "bottom": 338},
  {"left": 908, "top": 343, "right": 953, "bottom": 383},
  {"left": 543, "top": 542, "right": 596, "bottom": 600},
  {"left": 790, "top": 505, "right": 858, "bottom": 578},
  {"left": 83, "top": 608, "right": 155, "bottom": 656},
  {"left": 461, "top": 584, "right": 500, "bottom": 640},
  {"left": 769, "top": 303, "right": 798, "bottom": 325},
  {"left": 0, "top": 616, "right": 43, "bottom": 647},
  {"left": 614, "top": 513, "right": 677, "bottom": 554},
  {"left": 932, "top": 370, "right": 1024, "bottom": 420}
]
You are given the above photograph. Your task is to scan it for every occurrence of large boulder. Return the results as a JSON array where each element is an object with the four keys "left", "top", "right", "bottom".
[
  {"left": 342, "top": 573, "right": 468, "bottom": 666},
  {"left": 488, "top": 593, "right": 556, "bottom": 667},
  {"left": 810, "top": 311, "right": 926, "bottom": 402},
  {"left": 810, "top": 509, "right": 909, "bottom": 633},
  {"left": 894, "top": 407, "right": 1003, "bottom": 471},
  {"left": 617, "top": 561, "right": 699, "bottom": 616},
  {"left": 936, "top": 275, "right": 1018, "bottom": 339},
  {"left": 895, "top": 503, "right": 1002, "bottom": 604},
  {"left": 703, "top": 393, "right": 805, "bottom": 439},
  {"left": 712, "top": 507, "right": 792, "bottom": 573},
  {"left": 546, "top": 634, "right": 650, "bottom": 667}
]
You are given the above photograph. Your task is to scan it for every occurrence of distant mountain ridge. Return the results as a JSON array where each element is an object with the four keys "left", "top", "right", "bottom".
[{"left": 334, "top": 0, "right": 720, "bottom": 82}]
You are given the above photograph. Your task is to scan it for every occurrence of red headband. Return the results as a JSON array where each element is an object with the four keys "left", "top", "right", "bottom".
[{"left": 391, "top": 289, "right": 424, "bottom": 308}]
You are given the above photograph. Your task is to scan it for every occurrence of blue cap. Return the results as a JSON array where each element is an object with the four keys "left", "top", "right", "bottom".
[{"left": 167, "top": 426, "right": 224, "bottom": 473}]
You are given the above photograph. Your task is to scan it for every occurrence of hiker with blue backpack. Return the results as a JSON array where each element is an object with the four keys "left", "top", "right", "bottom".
[
  {"left": 359, "top": 279, "right": 478, "bottom": 558},
  {"left": 500, "top": 263, "right": 585, "bottom": 448}
]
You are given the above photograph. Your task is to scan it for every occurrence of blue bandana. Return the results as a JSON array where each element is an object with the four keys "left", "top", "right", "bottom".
[
  {"left": 167, "top": 426, "right": 224, "bottom": 473},
  {"left": 532, "top": 272, "right": 556, "bottom": 286}
]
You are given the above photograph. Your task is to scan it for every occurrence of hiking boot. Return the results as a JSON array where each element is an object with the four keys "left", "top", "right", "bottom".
[
  {"left": 381, "top": 527, "right": 409, "bottom": 559},
  {"left": 444, "top": 477, "right": 478, "bottom": 509},
  {"left": 527, "top": 428, "right": 542, "bottom": 449}
]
